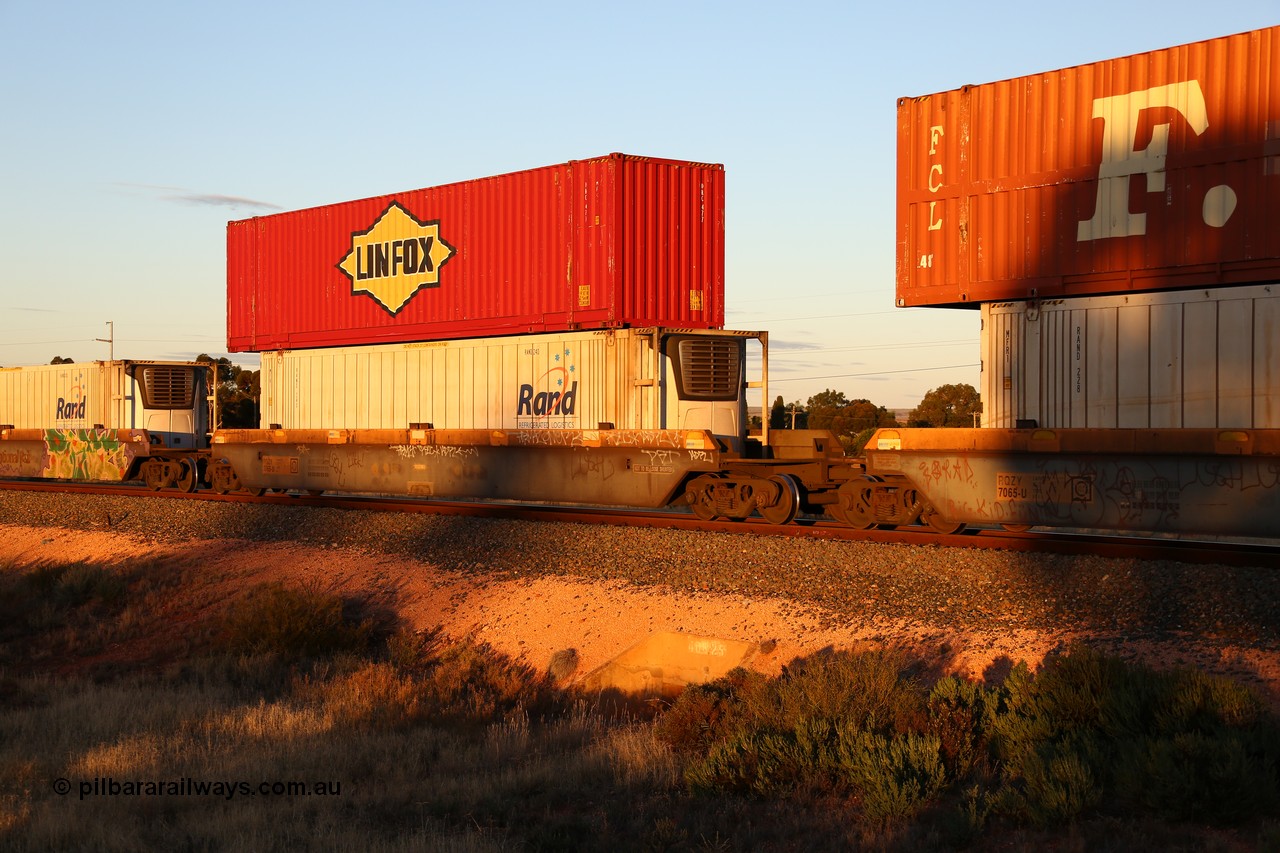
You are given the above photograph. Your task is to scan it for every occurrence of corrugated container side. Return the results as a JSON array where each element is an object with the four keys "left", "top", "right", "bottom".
[
  {"left": 0, "top": 362, "right": 114, "bottom": 429},
  {"left": 261, "top": 331, "right": 647, "bottom": 432},
  {"left": 265, "top": 329, "right": 631, "bottom": 433},
  {"left": 258, "top": 328, "right": 757, "bottom": 441},
  {"left": 898, "top": 25, "right": 1280, "bottom": 307},
  {"left": 981, "top": 283, "right": 1280, "bottom": 428},
  {"left": 0, "top": 362, "right": 209, "bottom": 443},
  {"left": 227, "top": 154, "right": 725, "bottom": 352}
]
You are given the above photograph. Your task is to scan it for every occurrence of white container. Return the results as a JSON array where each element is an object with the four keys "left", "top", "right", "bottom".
[
  {"left": 981, "top": 284, "right": 1280, "bottom": 429},
  {"left": 0, "top": 360, "right": 210, "bottom": 448},
  {"left": 258, "top": 328, "right": 762, "bottom": 446}
]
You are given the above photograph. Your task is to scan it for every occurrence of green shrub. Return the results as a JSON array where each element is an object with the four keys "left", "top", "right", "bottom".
[
  {"left": 655, "top": 668, "right": 769, "bottom": 754},
  {"left": 417, "top": 638, "right": 558, "bottom": 724},
  {"left": 684, "top": 730, "right": 808, "bottom": 796},
  {"left": 835, "top": 728, "right": 947, "bottom": 825},
  {"left": 774, "top": 649, "right": 927, "bottom": 736},
  {"left": 999, "top": 746, "right": 1104, "bottom": 827},
  {"left": 219, "top": 582, "right": 372, "bottom": 661},
  {"left": 1158, "top": 667, "right": 1268, "bottom": 732},
  {"left": 1116, "top": 729, "right": 1280, "bottom": 823},
  {"left": 989, "top": 646, "right": 1280, "bottom": 828},
  {"left": 927, "top": 675, "right": 994, "bottom": 781},
  {"left": 659, "top": 644, "right": 1280, "bottom": 834},
  {"left": 662, "top": 650, "right": 940, "bottom": 810}
]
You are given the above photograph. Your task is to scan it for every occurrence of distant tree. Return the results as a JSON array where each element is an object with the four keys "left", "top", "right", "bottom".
[
  {"left": 804, "top": 389, "right": 849, "bottom": 432},
  {"left": 50, "top": 356, "right": 74, "bottom": 364},
  {"left": 196, "top": 354, "right": 259, "bottom": 428},
  {"left": 805, "top": 388, "right": 899, "bottom": 453},
  {"left": 769, "top": 395, "right": 787, "bottom": 430},
  {"left": 908, "top": 383, "right": 981, "bottom": 427}
]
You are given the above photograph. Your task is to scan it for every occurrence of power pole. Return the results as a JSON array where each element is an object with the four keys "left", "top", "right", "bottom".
[{"left": 96, "top": 321, "right": 114, "bottom": 361}]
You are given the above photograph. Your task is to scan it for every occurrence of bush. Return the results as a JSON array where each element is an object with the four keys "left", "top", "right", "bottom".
[
  {"left": 418, "top": 639, "right": 558, "bottom": 723},
  {"left": 661, "top": 649, "right": 944, "bottom": 816},
  {"left": 989, "top": 645, "right": 1280, "bottom": 827},
  {"left": 654, "top": 668, "right": 768, "bottom": 754},
  {"left": 927, "top": 675, "right": 994, "bottom": 782},
  {"left": 219, "top": 583, "right": 372, "bottom": 661},
  {"left": 660, "top": 644, "right": 1280, "bottom": 833},
  {"left": 830, "top": 728, "right": 947, "bottom": 825},
  {"left": 1118, "top": 730, "right": 1279, "bottom": 823}
]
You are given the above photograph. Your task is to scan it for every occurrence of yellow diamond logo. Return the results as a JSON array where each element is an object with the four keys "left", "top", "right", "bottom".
[{"left": 337, "top": 202, "right": 456, "bottom": 314}]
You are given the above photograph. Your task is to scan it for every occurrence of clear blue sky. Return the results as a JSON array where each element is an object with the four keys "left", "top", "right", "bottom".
[{"left": 2, "top": 1, "right": 1275, "bottom": 410}]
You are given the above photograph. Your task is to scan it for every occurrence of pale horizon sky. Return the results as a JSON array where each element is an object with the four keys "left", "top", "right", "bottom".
[{"left": 2, "top": 2, "right": 1275, "bottom": 410}]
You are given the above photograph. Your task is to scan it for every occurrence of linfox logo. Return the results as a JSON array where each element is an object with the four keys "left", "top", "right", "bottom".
[
  {"left": 516, "top": 347, "right": 578, "bottom": 426},
  {"left": 337, "top": 202, "right": 456, "bottom": 314},
  {"left": 1077, "top": 80, "right": 1237, "bottom": 241}
]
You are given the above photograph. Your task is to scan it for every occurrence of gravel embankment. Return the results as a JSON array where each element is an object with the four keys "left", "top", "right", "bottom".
[{"left": 2, "top": 490, "right": 1276, "bottom": 650}]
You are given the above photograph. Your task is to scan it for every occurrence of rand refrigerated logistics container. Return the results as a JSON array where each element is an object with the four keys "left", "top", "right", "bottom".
[
  {"left": 896, "top": 25, "right": 1280, "bottom": 308},
  {"left": 0, "top": 361, "right": 211, "bottom": 483},
  {"left": 227, "top": 154, "right": 725, "bottom": 352},
  {"left": 980, "top": 283, "right": 1280, "bottom": 429},
  {"left": 215, "top": 327, "right": 780, "bottom": 508},
  {"left": 0, "top": 361, "right": 209, "bottom": 445},
  {"left": 257, "top": 327, "right": 764, "bottom": 449}
]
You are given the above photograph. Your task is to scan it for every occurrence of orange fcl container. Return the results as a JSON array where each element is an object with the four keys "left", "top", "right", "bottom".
[{"left": 896, "top": 25, "right": 1280, "bottom": 308}]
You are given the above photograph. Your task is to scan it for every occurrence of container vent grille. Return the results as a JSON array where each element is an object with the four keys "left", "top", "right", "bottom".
[
  {"left": 139, "top": 366, "right": 194, "bottom": 409},
  {"left": 673, "top": 338, "right": 740, "bottom": 401}
]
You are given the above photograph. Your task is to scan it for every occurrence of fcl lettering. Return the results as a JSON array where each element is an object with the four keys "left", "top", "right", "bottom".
[{"left": 354, "top": 237, "right": 438, "bottom": 280}]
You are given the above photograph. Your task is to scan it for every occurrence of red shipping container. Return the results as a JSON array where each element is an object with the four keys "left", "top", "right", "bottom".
[
  {"left": 897, "top": 26, "right": 1280, "bottom": 307},
  {"left": 227, "top": 154, "right": 724, "bottom": 351}
]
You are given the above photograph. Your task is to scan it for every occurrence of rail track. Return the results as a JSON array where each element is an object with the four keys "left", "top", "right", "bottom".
[{"left": 3, "top": 479, "right": 1277, "bottom": 569}]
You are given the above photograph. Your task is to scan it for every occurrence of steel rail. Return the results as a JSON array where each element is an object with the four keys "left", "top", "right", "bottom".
[{"left": 2, "top": 479, "right": 1277, "bottom": 568}]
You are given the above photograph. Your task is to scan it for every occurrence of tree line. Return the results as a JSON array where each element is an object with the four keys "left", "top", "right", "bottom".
[
  {"left": 767, "top": 383, "right": 980, "bottom": 453},
  {"left": 196, "top": 355, "right": 260, "bottom": 428}
]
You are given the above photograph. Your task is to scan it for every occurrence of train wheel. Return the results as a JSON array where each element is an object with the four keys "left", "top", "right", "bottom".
[
  {"left": 920, "top": 504, "right": 965, "bottom": 535},
  {"left": 142, "top": 460, "right": 173, "bottom": 491},
  {"left": 830, "top": 477, "right": 877, "bottom": 529},
  {"left": 209, "top": 462, "right": 235, "bottom": 495},
  {"left": 209, "top": 461, "right": 259, "bottom": 496},
  {"left": 142, "top": 461, "right": 163, "bottom": 491},
  {"left": 1000, "top": 523, "right": 1032, "bottom": 532},
  {"left": 685, "top": 475, "right": 721, "bottom": 521},
  {"left": 175, "top": 458, "right": 199, "bottom": 493},
  {"left": 758, "top": 474, "right": 801, "bottom": 525}
]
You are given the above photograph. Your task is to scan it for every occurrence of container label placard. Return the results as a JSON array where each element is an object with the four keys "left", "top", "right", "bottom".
[
  {"left": 996, "top": 472, "right": 1029, "bottom": 501},
  {"left": 337, "top": 202, "right": 456, "bottom": 314}
]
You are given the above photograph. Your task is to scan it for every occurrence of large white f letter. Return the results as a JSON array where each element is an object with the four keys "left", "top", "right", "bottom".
[{"left": 1077, "top": 81, "right": 1208, "bottom": 242}]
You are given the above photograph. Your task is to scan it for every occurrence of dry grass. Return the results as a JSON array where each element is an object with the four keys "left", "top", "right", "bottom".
[{"left": 2, "top": 556, "right": 1280, "bottom": 851}]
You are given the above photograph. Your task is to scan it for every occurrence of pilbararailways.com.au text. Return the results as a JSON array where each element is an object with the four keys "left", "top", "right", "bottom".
[{"left": 53, "top": 776, "right": 342, "bottom": 801}]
